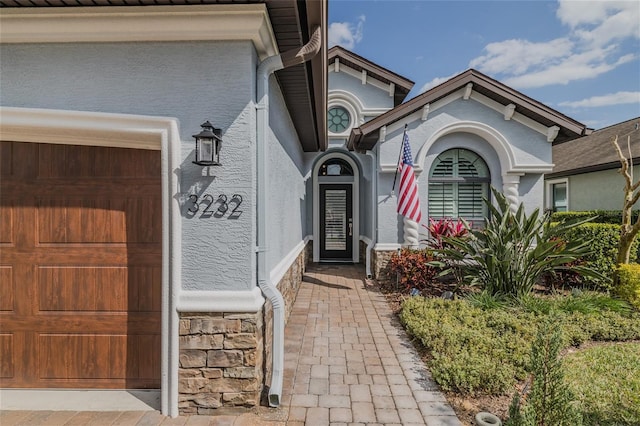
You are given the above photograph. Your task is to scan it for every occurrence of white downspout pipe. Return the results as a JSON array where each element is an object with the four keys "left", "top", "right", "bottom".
[
  {"left": 365, "top": 149, "right": 378, "bottom": 279},
  {"left": 256, "top": 26, "right": 322, "bottom": 407}
]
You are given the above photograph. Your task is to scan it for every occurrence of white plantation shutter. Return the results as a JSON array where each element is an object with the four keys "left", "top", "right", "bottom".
[
  {"left": 324, "top": 189, "right": 347, "bottom": 250},
  {"left": 428, "top": 183, "right": 455, "bottom": 218},
  {"left": 428, "top": 149, "right": 489, "bottom": 222}
]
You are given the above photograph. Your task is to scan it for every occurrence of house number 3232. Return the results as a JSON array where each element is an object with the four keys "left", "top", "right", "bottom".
[{"left": 186, "top": 193, "right": 243, "bottom": 218}]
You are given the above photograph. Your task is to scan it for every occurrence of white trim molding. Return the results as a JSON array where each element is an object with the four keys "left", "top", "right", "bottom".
[
  {"left": 0, "top": 106, "right": 182, "bottom": 417},
  {"left": 545, "top": 178, "right": 569, "bottom": 212},
  {"left": 374, "top": 243, "right": 401, "bottom": 251},
  {"left": 270, "top": 236, "right": 311, "bottom": 286},
  {"left": 176, "top": 288, "right": 265, "bottom": 313},
  {"left": 0, "top": 5, "right": 278, "bottom": 61}
]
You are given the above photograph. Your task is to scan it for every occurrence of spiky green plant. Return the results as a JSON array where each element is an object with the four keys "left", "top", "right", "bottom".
[
  {"left": 506, "top": 319, "right": 583, "bottom": 426},
  {"left": 439, "top": 187, "right": 607, "bottom": 299}
]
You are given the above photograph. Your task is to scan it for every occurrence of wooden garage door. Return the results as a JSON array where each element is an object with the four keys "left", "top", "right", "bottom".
[{"left": 0, "top": 141, "right": 161, "bottom": 389}]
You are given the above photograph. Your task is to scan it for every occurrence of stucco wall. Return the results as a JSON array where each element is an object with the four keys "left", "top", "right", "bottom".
[
  {"left": 375, "top": 97, "right": 551, "bottom": 245},
  {"left": 0, "top": 41, "right": 257, "bottom": 292},
  {"left": 328, "top": 70, "right": 394, "bottom": 111},
  {"left": 565, "top": 166, "right": 640, "bottom": 211},
  {"left": 266, "top": 75, "right": 309, "bottom": 269}
]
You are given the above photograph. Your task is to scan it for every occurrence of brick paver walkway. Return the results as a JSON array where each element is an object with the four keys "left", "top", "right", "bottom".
[
  {"left": 280, "top": 264, "right": 461, "bottom": 426},
  {"left": 0, "top": 265, "right": 461, "bottom": 425}
]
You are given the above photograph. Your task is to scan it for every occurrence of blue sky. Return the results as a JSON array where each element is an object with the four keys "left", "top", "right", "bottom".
[{"left": 328, "top": 0, "right": 640, "bottom": 129}]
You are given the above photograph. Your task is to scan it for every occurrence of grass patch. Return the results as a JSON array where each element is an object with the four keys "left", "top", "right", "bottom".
[{"left": 565, "top": 343, "right": 640, "bottom": 425}]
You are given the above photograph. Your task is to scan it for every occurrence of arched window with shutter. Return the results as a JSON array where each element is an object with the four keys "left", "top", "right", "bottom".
[{"left": 428, "top": 148, "right": 490, "bottom": 224}]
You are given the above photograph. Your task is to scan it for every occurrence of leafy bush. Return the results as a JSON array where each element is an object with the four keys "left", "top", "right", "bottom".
[
  {"left": 615, "top": 263, "right": 640, "bottom": 309},
  {"left": 400, "top": 295, "right": 640, "bottom": 396},
  {"left": 561, "top": 223, "right": 640, "bottom": 289},
  {"left": 438, "top": 187, "right": 602, "bottom": 299},
  {"left": 551, "top": 210, "right": 640, "bottom": 224},
  {"left": 388, "top": 248, "right": 439, "bottom": 292}
]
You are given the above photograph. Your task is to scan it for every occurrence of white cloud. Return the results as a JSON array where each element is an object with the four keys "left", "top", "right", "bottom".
[
  {"left": 503, "top": 47, "right": 636, "bottom": 88},
  {"left": 463, "top": 0, "right": 639, "bottom": 89},
  {"left": 419, "top": 72, "right": 461, "bottom": 93},
  {"left": 469, "top": 38, "right": 573, "bottom": 75},
  {"left": 328, "top": 15, "right": 366, "bottom": 50},
  {"left": 559, "top": 91, "right": 640, "bottom": 108}
]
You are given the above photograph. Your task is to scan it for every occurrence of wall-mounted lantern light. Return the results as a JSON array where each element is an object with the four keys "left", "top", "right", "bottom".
[{"left": 192, "top": 121, "right": 222, "bottom": 166}]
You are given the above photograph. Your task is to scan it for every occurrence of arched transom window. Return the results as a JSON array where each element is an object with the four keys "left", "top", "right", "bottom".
[
  {"left": 428, "top": 148, "right": 490, "bottom": 222},
  {"left": 318, "top": 158, "right": 354, "bottom": 176}
]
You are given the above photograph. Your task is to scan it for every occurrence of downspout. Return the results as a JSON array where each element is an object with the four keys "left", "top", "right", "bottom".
[
  {"left": 365, "top": 149, "right": 378, "bottom": 279},
  {"left": 256, "top": 26, "right": 322, "bottom": 407}
]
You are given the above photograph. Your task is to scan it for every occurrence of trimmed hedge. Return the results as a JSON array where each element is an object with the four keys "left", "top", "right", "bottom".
[
  {"left": 558, "top": 223, "right": 640, "bottom": 290},
  {"left": 616, "top": 263, "right": 640, "bottom": 309},
  {"left": 551, "top": 210, "right": 640, "bottom": 224}
]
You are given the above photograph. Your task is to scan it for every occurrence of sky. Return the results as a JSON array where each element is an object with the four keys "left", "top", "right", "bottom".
[{"left": 328, "top": 0, "right": 640, "bottom": 130}]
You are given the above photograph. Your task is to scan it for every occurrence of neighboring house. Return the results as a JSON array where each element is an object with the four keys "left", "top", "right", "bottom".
[
  {"left": 545, "top": 117, "right": 640, "bottom": 212},
  {"left": 0, "top": 1, "right": 326, "bottom": 417}
]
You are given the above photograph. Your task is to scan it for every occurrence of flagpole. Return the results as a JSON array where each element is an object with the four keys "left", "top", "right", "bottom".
[{"left": 391, "top": 124, "right": 408, "bottom": 194}]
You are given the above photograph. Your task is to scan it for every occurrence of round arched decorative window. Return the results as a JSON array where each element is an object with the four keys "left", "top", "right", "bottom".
[
  {"left": 428, "top": 148, "right": 490, "bottom": 223},
  {"left": 327, "top": 106, "right": 351, "bottom": 133}
]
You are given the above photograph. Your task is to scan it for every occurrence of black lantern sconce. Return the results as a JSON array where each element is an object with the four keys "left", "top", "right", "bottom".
[{"left": 192, "top": 121, "right": 222, "bottom": 166}]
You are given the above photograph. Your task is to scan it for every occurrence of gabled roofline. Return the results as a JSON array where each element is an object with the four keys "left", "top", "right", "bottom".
[
  {"left": 328, "top": 46, "right": 414, "bottom": 106},
  {"left": 347, "top": 68, "right": 588, "bottom": 151}
]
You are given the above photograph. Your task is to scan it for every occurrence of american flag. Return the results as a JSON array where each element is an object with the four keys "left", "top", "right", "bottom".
[{"left": 397, "top": 132, "right": 422, "bottom": 223}]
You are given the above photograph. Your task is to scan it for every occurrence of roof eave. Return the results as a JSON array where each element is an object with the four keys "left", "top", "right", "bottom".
[{"left": 349, "top": 69, "right": 588, "bottom": 152}]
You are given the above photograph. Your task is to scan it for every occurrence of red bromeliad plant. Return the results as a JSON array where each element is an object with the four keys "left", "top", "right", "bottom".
[{"left": 425, "top": 217, "right": 470, "bottom": 249}]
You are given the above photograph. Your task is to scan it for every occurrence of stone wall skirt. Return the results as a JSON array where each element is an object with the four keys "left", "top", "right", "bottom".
[{"left": 177, "top": 241, "right": 311, "bottom": 415}]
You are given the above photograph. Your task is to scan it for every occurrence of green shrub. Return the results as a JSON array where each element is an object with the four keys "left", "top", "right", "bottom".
[
  {"left": 439, "top": 187, "right": 601, "bottom": 299},
  {"left": 561, "top": 223, "right": 640, "bottom": 289},
  {"left": 388, "top": 248, "right": 439, "bottom": 292},
  {"left": 615, "top": 263, "right": 640, "bottom": 309},
  {"left": 400, "top": 296, "right": 640, "bottom": 396},
  {"left": 551, "top": 210, "right": 640, "bottom": 224},
  {"left": 506, "top": 318, "right": 583, "bottom": 426}
]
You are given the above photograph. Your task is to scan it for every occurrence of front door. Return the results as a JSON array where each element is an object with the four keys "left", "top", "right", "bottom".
[{"left": 319, "top": 184, "right": 353, "bottom": 261}]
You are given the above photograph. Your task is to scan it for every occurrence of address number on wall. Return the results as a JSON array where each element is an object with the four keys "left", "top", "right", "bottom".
[{"left": 186, "top": 193, "right": 243, "bottom": 219}]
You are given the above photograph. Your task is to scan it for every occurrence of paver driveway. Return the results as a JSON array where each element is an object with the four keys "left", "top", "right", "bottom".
[{"left": 0, "top": 264, "right": 461, "bottom": 426}]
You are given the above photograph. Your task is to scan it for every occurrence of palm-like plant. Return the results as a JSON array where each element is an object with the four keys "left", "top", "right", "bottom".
[{"left": 439, "top": 187, "right": 607, "bottom": 299}]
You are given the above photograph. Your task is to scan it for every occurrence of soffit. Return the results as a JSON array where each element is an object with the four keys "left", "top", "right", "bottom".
[
  {"left": 0, "top": 0, "right": 327, "bottom": 152},
  {"left": 348, "top": 69, "right": 588, "bottom": 152}
]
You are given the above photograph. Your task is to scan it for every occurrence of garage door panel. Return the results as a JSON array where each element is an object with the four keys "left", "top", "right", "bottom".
[
  {"left": 39, "top": 334, "right": 160, "bottom": 382},
  {"left": 37, "top": 197, "right": 159, "bottom": 244},
  {"left": 0, "top": 334, "right": 14, "bottom": 378},
  {"left": 37, "top": 266, "right": 160, "bottom": 312},
  {"left": 39, "top": 144, "right": 160, "bottom": 179},
  {"left": 38, "top": 266, "right": 126, "bottom": 312},
  {"left": 0, "top": 205, "right": 13, "bottom": 245},
  {"left": 0, "top": 142, "right": 14, "bottom": 177},
  {"left": 0, "top": 267, "right": 15, "bottom": 312}
]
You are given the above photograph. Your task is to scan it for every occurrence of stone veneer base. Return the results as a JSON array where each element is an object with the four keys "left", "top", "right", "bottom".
[{"left": 177, "top": 241, "right": 311, "bottom": 415}]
